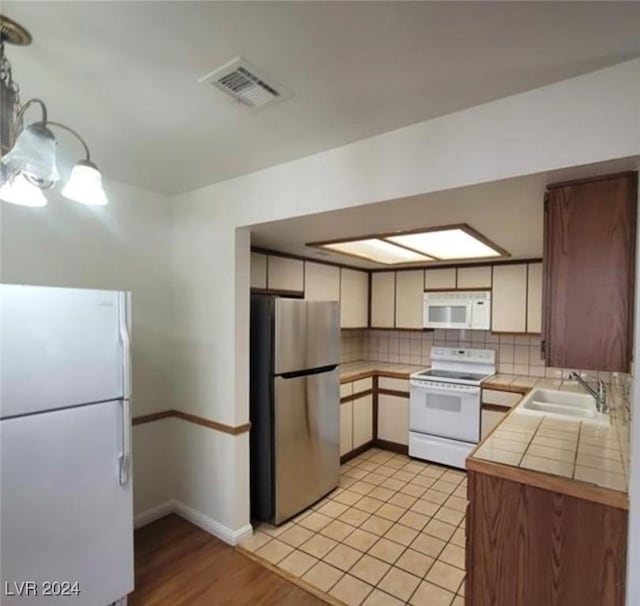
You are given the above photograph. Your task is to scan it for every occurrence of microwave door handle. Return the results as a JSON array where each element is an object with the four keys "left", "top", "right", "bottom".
[{"left": 469, "top": 301, "right": 476, "bottom": 328}]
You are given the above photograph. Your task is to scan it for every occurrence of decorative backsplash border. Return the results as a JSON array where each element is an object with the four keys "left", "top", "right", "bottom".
[{"left": 342, "top": 329, "right": 615, "bottom": 381}]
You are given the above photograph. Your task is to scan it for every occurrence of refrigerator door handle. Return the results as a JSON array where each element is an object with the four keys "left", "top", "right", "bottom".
[
  {"left": 119, "top": 399, "right": 131, "bottom": 486},
  {"left": 118, "top": 291, "right": 132, "bottom": 399}
]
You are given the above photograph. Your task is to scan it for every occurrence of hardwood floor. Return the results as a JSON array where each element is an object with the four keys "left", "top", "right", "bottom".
[{"left": 129, "top": 515, "right": 327, "bottom": 605}]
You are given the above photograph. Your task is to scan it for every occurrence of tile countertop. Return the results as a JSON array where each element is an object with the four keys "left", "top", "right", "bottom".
[
  {"left": 470, "top": 377, "right": 628, "bottom": 507},
  {"left": 339, "top": 361, "right": 426, "bottom": 383},
  {"left": 340, "top": 366, "right": 628, "bottom": 506}
]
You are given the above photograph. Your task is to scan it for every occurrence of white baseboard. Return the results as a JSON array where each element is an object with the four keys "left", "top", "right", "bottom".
[
  {"left": 134, "top": 499, "right": 253, "bottom": 546},
  {"left": 173, "top": 500, "right": 254, "bottom": 545},
  {"left": 134, "top": 499, "right": 176, "bottom": 529}
]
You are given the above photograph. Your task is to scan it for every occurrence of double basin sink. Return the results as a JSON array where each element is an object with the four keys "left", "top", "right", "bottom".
[{"left": 515, "top": 387, "right": 609, "bottom": 426}]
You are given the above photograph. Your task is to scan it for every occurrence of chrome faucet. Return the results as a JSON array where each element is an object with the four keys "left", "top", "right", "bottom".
[{"left": 568, "top": 372, "right": 607, "bottom": 413}]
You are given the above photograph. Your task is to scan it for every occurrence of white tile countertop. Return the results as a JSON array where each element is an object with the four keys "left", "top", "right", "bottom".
[
  {"left": 470, "top": 380, "right": 628, "bottom": 498},
  {"left": 340, "top": 361, "right": 425, "bottom": 383}
]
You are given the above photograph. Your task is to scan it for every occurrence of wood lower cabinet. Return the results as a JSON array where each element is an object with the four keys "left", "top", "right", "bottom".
[
  {"left": 466, "top": 470, "right": 628, "bottom": 606},
  {"left": 543, "top": 172, "right": 636, "bottom": 372}
]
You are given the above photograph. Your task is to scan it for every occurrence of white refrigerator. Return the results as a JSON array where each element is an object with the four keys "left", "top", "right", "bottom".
[{"left": 0, "top": 284, "right": 134, "bottom": 605}]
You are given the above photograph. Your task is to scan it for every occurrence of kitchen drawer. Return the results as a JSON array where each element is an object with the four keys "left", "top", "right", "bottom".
[
  {"left": 340, "top": 382, "right": 354, "bottom": 399},
  {"left": 352, "top": 377, "right": 373, "bottom": 394},
  {"left": 378, "top": 377, "right": 409, "bottom": 393},
  {"left": 482, "top": 389, "right": 522, "bottom": 408}
]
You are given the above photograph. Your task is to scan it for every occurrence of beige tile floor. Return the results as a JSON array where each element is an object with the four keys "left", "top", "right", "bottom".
[{"left": 239, "top": 448, "right": 467, "bottom": 606}]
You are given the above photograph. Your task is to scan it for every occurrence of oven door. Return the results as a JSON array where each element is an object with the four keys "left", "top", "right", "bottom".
[{"left": 409, "top": 381, "right": 480, "bottom": 443}]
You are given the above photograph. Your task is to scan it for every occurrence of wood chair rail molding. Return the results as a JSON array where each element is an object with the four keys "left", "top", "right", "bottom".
[{"left": 132, "top": 410, "right": 250, "bottom": 435}]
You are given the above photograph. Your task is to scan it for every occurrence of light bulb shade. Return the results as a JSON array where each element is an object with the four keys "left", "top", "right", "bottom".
[
  {"left": 61, "top": 161, "right": 108, "bottom": 206},
  {"left": 1, "top": 123, "right": 59, "bottom": 187},
  {"left": 0, "top": 173, "right": 48, "bottom": 207}
]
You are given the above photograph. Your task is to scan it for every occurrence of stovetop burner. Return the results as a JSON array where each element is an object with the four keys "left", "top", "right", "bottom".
[{"left": 414, "top": 369, "right": 490, "bottom": 383}]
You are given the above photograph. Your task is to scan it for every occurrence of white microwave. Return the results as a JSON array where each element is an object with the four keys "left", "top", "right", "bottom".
[{"left": 423, "top": 291, "right": 491, "bottom": 330}]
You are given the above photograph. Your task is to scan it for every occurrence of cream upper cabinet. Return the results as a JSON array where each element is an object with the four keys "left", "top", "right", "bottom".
[
  {"left": 377, "top": 394, "right": 409, "bottom": 445},
  {"left": 250, "top": 253, "right": 267, "bottom": 289},
  {"left": 491, "top": 264, "right": 527, "bottom": 333},
  {"left": 371, "top": 272, "right": 395, "bottom": 328},
  {"left": 424, "top": 267, "right": 456, "bottom": 290},
  {"left": 340, "top": 268, "right": 369, "bottom": 328},
  {"left": 457, "top": 265, "right": 492, "bottom": 289},
  {"left": 304, "top": 261, "right": 340, "bottom": 301},
  {"left": 352, "top": 395, "right": 373, "bottom": 449},
  {"left": 267, "top": 256, "right": 304, "bottom": 292},
  {"left": 395, "top": 270, "right": 424, "bottom": 329},
  {"left": 526, "top": 262, "right": 543, "bottom": 334}
]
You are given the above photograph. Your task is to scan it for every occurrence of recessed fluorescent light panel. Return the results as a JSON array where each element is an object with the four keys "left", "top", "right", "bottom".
[
  {"left": 323, "top": 239, "right": 432, "bottom": 264},
  {"left": 308, "top": 224, "right": 508, "bottom": 265},
  {"left": 386, "top": 227, "right": 503, "bottom": 260}
]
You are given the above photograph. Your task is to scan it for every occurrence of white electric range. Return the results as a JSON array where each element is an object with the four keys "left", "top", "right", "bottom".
[{"left": 408, "top": 347, "right": 496, "bottom": 469}]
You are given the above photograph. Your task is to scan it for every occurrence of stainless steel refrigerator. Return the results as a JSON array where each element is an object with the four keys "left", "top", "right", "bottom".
[{"left": 250, "top": 295, "right": 340, "bottom": 525}]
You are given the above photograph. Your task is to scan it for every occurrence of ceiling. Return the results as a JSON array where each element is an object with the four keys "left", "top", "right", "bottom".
[
  {"left": 250, "top": 158, "right": 640, "bottom": 269},
  {"left": 4, "top": 2, "right": 640, "bottom": 195}
]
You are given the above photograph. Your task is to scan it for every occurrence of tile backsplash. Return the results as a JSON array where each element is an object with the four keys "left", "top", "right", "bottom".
[{"left": 342, "top": 329, "right": 614, "bottom": 381}]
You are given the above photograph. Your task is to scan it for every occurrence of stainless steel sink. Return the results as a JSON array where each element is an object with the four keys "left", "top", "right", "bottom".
[{"left": 516, "top": 388, "right": 609, "bottom": 425}]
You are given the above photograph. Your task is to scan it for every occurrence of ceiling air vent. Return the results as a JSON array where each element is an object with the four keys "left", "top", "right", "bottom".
[{"left": 199, "top": 57, "right": 292, "bottom": 110}]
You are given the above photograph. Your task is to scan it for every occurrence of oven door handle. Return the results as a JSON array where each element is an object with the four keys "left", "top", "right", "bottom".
[{"left": 410, "top": 382, "right": 481, "bottom": 396}]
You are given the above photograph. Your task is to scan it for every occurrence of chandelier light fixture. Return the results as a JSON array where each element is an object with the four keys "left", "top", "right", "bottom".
[{"left": 0, "top": 15, "right": 108, "bottom": 207}]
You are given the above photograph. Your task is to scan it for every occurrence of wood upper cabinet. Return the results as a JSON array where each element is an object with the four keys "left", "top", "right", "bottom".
[
  {"left": 543, "top": 172, "right": 636, "bottom": 372},
  {"left": 371, "top": 272, "right": 395, "bottom": 328},
  {"left": 250, "top": 253, "right": 267, "bottom": 289},
  {"left": 304, "top": 261, "right": 340, "bottom": 301},
  {"left": 340, "top": 268, "right": 369, "bottom": 328},
  {"left": 267, "top": 256, "right": 304, "bottom": 292},
  {"left": 457, "top": 265, "right": 492, "bottom": 289},
  {"left": 424, "top": 267, "right": 456, "bottom": 290},
  {"left": 491, "top": 264, "right": 527, "bottom": 333},
  {"left": 395, "top": 270, "right": 424, "bottom": 329}
]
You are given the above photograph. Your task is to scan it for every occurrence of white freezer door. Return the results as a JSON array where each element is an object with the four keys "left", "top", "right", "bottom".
[
  {"left": 1, "top": 284, "right": 130, "bottom": 418},
  {"left": 0, "top": 400, "right": 133, "bottom": 605}
]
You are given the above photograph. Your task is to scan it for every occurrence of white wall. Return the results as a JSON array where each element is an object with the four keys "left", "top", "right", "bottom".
[
  {"left": 0, "top": 180, "right": 175, "bottom": 516},
  {"left": 170, "top": 58, "right": 640, "bottom": 562}
]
